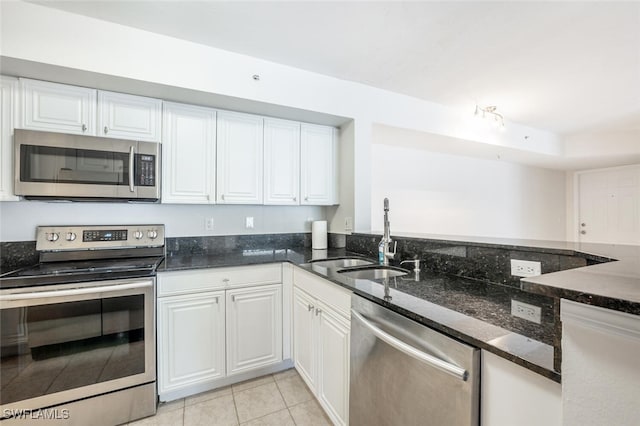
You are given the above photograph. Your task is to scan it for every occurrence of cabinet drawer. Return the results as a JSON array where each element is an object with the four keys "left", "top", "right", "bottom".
[
  {"left": 158, "top": 264, "right": 282, "bottom": 297},
  {"left": 293, "top": 267, "right": 351, "bottom": 318}
]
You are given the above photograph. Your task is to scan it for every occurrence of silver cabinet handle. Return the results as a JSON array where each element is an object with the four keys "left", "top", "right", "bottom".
[
  {"left": 315, "top": 308, "right": 322, "bottom": 316},
  {"left": 581, "top": 223, "right": 586, "bottom": 227},
  {"left": 128, "top": 145, "right": 135, "bottom": 192},
  {"left": 581, "top": 230, "right": 586, "bottom": 235},
  {"left": 307, "top": 304, "right": 314, "bottom": 312},
  {"left": 221, "top": 194, "right": 225, "bottom": 201},
  {"left": 351, "top": 309, "right": 468, "bottom": 381},
  {"left": 304, "top": 196, "right": 309, "bottom": 201},
  {"left": 104, "top": 126, "right": 109, "bottom": 134},
  {"left": 82, "top": 124, "right": 87, "bottom": 132},
  {"left": 0, "top": 281, "right": 152, "bottom": 301},
  {"left": 231, "top": 295, "right": 236, "bottom": 302},
  {"left": 213, "top": 296, "right": 219, "bottom": 304},
  {"left": 293, "top": 196, "right": 297, "bottom": 201}
]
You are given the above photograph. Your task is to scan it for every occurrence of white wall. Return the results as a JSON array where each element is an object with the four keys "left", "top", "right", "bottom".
[
  {"left": 0, "top": 202, "right": 324, "bottom": 241},
  {"left": 0, "top": 1, "right": 564, "bottom": 235},
  {"left": 371, "top": 138, "right": 567, "bottom": 240}
]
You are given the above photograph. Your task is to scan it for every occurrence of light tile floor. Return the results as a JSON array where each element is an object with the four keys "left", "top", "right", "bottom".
[{"left": 128, "top": 369, "right": 333, "bottom": 426}]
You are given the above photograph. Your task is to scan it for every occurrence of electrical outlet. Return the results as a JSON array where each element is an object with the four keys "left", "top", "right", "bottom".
[
  {"left": 245, "top": 217, "right": 254, "bottom": 229},
  {"left": 511, "top": 300, "right": 542, "bottom": 324},
  {"left": 205, "top": 217, "right": 214, "bottom": 231},
  {"left": 510, "top": 259, "right": 541, "bottom": 277}
]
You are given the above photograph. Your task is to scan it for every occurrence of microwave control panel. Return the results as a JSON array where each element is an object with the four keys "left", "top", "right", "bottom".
[{"left": 135, "top": 154, "right": 155, "bottom": 186}]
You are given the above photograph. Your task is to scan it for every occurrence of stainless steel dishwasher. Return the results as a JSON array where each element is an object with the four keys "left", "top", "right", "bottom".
[{"left": 350, "top": 294, "right": 480, "bottom": 425}]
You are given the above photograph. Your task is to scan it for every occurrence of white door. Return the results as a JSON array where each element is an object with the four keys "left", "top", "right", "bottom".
[
  {"left": 316, "top": 301, "right": 350, "bottom": 426},
  {"left": 162, "top": 102, "right": 216, "bottom": 204},
  {"left": 301, "top": 123, "right": 335, "bottom": 205},
  {"left": 0, "top": 76, "right": 18, "bottom": 201},
  {"left": 20, "top": 78, "right": 96, "bottom": 135},
  {"left": 216, "top": 111, "right": 263, "bottom": 204},
  {"left": 226, "top": 284, "right": 283, "bottom": 375},
  {"left": 292, "top": 287, "right": 316, "bottom": 390},
  {"left": 157, "top": 291, "right": 225, "bottom": 396},
  {"left": 578, "top": 165, "right": 640, "bottom": 244},
  {"left": 264, "top": 118, "right": 300, "bottom": 205},
  {"left": 97, "top": 90, "right": 162, "bottom": 142}
]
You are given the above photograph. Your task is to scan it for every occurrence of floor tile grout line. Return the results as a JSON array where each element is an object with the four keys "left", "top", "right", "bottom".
[{"left": 232, "top": 390, "right": 241, "bottom": 426}]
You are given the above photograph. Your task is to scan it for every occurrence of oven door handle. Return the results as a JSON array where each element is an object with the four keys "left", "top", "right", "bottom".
[{"left": 0, "top": 281, "right": 152, "bottom": 301}]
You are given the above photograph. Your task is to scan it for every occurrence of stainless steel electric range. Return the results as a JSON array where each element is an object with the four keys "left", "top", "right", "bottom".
[{"left": 0, "top": 224, "right": 164, "bottom": 425}]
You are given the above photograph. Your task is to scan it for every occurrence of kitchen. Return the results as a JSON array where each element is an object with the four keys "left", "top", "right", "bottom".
[{"left": 1, "top": 1, "right": 639, "bottom": 426}]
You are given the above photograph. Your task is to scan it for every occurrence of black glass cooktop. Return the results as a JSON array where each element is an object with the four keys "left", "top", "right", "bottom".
[{"left": 0, "top": 256, "right": 164, "bottom": 289}]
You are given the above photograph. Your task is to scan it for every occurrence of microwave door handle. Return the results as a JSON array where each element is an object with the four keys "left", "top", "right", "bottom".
[{"left": 129, "top": 145, "right": 135, "bottom": 193}]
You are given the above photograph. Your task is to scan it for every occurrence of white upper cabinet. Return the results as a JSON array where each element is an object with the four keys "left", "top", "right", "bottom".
[
  {"left": 97, "top": 90, "right": 162, "bottom": 142},
  {"left": 264, "top": 118, "right": 300, "bottom": 205},
  {"left": 300, "top": 123, "right": 337, "bottom": 205},
  {"left": 216, "top": 111, "right": 264, "bottom": 204},
  {"left": 20, "top": 78, "right": 96, "bottom": 135},
  {"left": 20, "top": 78, "right": 161, "bottom": 142},
  {"left": 0, "top": 76, "right": 19, "bottom": 201},
  {"left": 162, "top": 102, "right": 216, "bottom": 204}
]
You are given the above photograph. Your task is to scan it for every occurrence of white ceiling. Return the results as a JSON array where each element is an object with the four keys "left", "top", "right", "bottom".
[{"left": 32, "top": 1, "right": 640, "bottom": 137}]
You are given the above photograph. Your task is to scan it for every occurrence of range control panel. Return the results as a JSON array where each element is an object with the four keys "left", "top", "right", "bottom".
[{"left": 36, "top": 224, "right": 165, "bottom": 251}]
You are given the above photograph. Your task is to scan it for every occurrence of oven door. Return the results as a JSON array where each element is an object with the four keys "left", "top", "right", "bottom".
[
  {"left": 14, "top": 129, "right": 160, "bottom": 200},
  {"left": 0, "top": 278, "right": 155, "bottom": 414}
]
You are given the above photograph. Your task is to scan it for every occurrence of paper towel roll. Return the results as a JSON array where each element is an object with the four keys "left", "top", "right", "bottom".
[{"left": 312, "top": 220, "right": 328, "bottom": 250}]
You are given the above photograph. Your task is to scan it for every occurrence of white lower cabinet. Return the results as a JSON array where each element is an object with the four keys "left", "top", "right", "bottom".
[
  {"left": 158, "top": 291, "right": 226, "bottom": 395},
  {"left": 561, "top": 299, "right": 640, "bottom": 426},
  {"left": 226, "top": 284, "right": 282, "bottom": 375},
  {"left": 481, "top": 350, "right": 561, "bottom": 426},
  {"left": 157, "top": 264, "right": 286, "bottom": 401},
  {"left": 293, "top": 267, "right": 351, "bottom": 426}
]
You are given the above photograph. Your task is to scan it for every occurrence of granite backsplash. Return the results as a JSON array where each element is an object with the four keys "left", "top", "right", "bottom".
[
  {"left": 346, "top": 233, "right": 606, "bottom": 288},
  {"left": 0, "top": 241, "right": 38, "bottom": 274}
]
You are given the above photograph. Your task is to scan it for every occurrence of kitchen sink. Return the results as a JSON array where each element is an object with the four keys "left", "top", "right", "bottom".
[
  {"left": 309, "top": 258, "right": 375, "bottom": 268},
  {"left": 338, "top": 265, "right": 408, "bottom": 280}
]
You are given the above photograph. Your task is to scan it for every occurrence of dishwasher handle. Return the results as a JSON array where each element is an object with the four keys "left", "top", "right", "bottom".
[{"left": 351, "top": 309, "right": 468, "bottom": 381}]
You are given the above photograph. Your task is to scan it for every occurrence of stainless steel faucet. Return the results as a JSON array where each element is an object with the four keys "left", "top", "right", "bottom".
[{"left": 379, "top": 198, "right": 397, "bottom": 265}]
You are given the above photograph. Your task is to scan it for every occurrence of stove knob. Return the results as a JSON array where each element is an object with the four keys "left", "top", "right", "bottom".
[
  {"left": 65, "top": 232, "right": 77, "bottom": 241},
  {"left": 47, "top": 232, "right": 59, "bottom": 242},
  {"left": 134, "top": 230, "right": 144, "bottom": 240},
  {"left": 147, "top": 230, "right": 158, "bottom": 240}
]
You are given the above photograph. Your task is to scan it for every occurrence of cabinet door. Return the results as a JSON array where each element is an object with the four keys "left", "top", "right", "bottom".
[
  {"left": 293, "top": 287, "right": 317, "bottom": 390},
  {"left": 97, "top": 91, "right": 162, "bottom": 142},
  {"left": 300, "top": 123, "right": 336, "bottom": 205},
  {"left": 162, "top": 102, "right": 216, "bottom": 204},
  {"left": 158, "top": 291, "right": 225, "bottom": 396},
  {"left": 20, "top": 78, "right": 96, "bottom": 135},
  {"left": 317, "top": 301, "right": 350, "bottom": 426},
  {"left": 226, "top": 284, "right": 282, "bottom": 375},
  {"left": 264, "top": 118, "right": 300, "bottom": 205},
  {"left": 216, "top": 111, "right": 263, "bottom": 204},
  {"left": 0, "top": 76, "right": 18, "bottom": 201}
]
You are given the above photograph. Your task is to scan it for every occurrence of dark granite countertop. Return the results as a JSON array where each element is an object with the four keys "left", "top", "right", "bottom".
[
  {"left": 158, "top": 246, "right": 559, "bottom": 382},
  {"left": 362, "top": 232, "right": 640, "bottom": 314}
]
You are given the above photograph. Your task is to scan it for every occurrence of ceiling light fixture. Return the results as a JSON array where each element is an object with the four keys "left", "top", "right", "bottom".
[{"left": 474, "top": 104, "right": 505, "bottom": 129}]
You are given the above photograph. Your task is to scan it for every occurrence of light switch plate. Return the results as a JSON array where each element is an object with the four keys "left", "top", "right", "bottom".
[{"left": 245, "top": 217, "right": 254, "bottom": 229}]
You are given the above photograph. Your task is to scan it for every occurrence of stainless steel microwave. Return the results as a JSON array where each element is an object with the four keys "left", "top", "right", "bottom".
[{"left": 14, "top": 129, "right": 160, "bottom": 201}]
